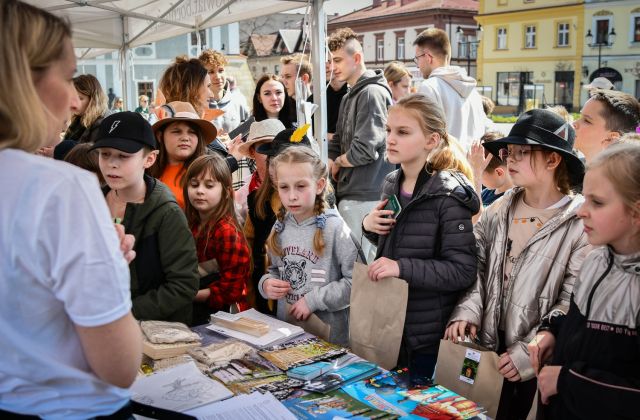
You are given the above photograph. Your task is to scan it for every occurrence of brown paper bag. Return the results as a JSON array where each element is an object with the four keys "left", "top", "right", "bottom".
[
  {"left": 348, "top": 262, "right": 408, "bottom": 370},
  {"left": 435, "top": 339, "right": 503, "bottom": 419},
  {"left": 285, "top": 303, "right": 331, "bottom": 342}
]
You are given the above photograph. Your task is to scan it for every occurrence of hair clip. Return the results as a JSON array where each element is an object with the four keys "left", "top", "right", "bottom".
[
  {"left": 273, "top": 220, "right": 285, "bottom": 233},
  {"left": 315, "top": 214, "right": 327, "bottom": 230}
]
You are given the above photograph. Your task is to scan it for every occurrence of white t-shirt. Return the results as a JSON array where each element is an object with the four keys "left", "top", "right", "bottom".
[{"left": 0, "top": 149, "right": 132, "bottom": 418}]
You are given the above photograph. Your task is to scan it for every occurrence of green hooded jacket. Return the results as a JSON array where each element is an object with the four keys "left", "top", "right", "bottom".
[{"left": 104, "top": 175, "right": 199, "bottom": 324}]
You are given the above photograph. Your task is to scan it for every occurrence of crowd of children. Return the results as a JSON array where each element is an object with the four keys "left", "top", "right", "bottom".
[{"left": 2, "top": 1, "right": 640, "bottom": 418}]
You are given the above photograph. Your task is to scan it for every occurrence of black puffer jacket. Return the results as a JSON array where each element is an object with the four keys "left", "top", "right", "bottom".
[{"left": 364, "top": 168, "right": 479, "bottom": 354}]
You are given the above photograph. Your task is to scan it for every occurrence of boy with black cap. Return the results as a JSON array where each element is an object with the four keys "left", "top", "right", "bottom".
[
  {"left": 445, "top": 109, "right": 590, "bottom": 419},
  {"left": 93, "top": 112, "right": 199, "bottom": 325}
]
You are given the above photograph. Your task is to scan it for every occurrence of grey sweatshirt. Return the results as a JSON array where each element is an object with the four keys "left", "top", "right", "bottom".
[
  {"left": 328, "top": 69, "right": 394, "bottom": 202},
  {"left": 258, "top": 209, "right": 357, "bottom": 346},
  {"left": 209, "top": 87, "right": 250, "bottom": 134}
]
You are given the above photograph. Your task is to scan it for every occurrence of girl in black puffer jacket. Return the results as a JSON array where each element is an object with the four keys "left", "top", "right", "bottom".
[{"left": 363, "top": 94, "right": 479, "bottom": 384}]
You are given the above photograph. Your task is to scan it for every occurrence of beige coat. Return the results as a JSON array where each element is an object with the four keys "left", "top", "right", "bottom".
[{"left": 448, "top": 187, "right": 590, "bottom": 381}]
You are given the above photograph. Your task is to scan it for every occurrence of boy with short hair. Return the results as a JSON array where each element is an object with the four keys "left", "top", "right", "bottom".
[
  {"left": 93, "top": 112, "right": 199, "bottom": 324},
  {"left": 468, "top": 131, "right": 514, "bottom": 223},
  {"left": 574, "top": 89, "right": 640, "bottom": 162},
  {"left": 280, "top": 53, "right": 313, "bottom": 100}
]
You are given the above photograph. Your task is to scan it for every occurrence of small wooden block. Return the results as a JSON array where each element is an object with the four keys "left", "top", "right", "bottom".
[
  {"left": 211, "top": 316, "right": 270, "bottom": 337},
  {"left": 142, "top": 338, "right": 201, "bottom": 360}
]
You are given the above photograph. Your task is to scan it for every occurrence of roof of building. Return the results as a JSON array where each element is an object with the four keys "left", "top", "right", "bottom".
[
  {"left": 249, "top": 34, "right": 278, "bottom": 56},
  {"left": 329, "top": 0, "right": 478, "bottom": 24}
]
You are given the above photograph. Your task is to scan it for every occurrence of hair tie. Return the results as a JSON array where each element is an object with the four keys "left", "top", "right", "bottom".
[
  {"left": 315, "top": 214, "right": 327, "bottom": 230},
  {"left": 273, "top": 220, "right": 285, "bottom": 233}
]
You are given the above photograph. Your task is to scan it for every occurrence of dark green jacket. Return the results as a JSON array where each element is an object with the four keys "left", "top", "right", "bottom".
[{"left": 104, "top": 175, "right": 199, "bottom": 324}]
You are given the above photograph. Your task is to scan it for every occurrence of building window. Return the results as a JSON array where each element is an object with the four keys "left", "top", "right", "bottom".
[
  {"left": 262, "top": 66, "right": 267, "bottom": 74},
  {"left": 137, "top": 81, "right": 154, "bottom": 103},
  {"left": 274, "top": 65, "right": 280, "bottom": 74},
  {"left": 525, "top": 25, "right": 536, "bottom": 48},
  {"left": 190, "top": 29, "right": 207, "bottom": 47},
  {"left": 375, "top": 34, "right": 385, "bottom": 62},
  {"left": 396, "top": 36, "right": 405, "bottom": 60},
  {"left": 497, "top": 27, "right": 507, "bottom": 49},
  {"left": 496, "top": 71, "right": 532, "bottom": 106},
  {"left": 595, "top": 18, "right": 610, "bottom": 44},
  {"left": 632, "top": 15, "right": 640, "bottom": 42},
  {"left": 557, "top": 22, "right": 570, "bottom": 47}
]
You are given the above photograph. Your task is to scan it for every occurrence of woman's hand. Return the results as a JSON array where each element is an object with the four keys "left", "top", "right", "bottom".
[
  {"left": 263, "top": 278, "right": 290, "bottom": 299},
  {"left": 528, "top": 331, "right": 556, "bottom": 375},
  {"left": 444, "top": 321, "right": 478, "bottom": 343},
  {"left": 362, "top": 199, "right": 396, "bottom": 235},
  {"left": 538, "top": 365, "right": 561, "bottom": 404},
  {"left": 367, "top": 257, "right": 400, "bottom": 281},
  {"left": 115, "top": 223, "right": 136, "bottom": 264},
  {"left": 498, "top": 352, "right": 522, "bottom": 382},
  {"left": 289, "top": 297, "right": 311, "bottom": 321}
]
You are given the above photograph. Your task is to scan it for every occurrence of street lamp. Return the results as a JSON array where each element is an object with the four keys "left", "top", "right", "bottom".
[
  {"left": 586, "top": 27, "right": 616, "bottom": 70},
  {"left": 456, "top": 25, "right": 483, "bottom": 76}
]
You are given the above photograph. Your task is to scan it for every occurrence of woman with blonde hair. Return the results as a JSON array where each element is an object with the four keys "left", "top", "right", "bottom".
[
  {"left": 0, "top": 1, "right": 141, "bottom": 417},
  {"left": 63, "top": 73, "right": 108, "bottom": 143},
  {"left": 384, "top": 61, "right": 412, "bottom": 103}
]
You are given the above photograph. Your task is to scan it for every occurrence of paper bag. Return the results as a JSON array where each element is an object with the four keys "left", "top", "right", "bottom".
[
  {"left": 285, "top": 303, "right": 331, "bottom": 342},
  {"left": 435, "top": 339, "right": 503, "bottom": 418},
  {"left": 349, "top": 262, "right": 408, "bottom": 370}
]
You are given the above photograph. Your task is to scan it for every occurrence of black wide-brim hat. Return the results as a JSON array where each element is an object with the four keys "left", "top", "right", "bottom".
[
  {"left": 482, "top": 109, "right": 585, "bottom": 188},
  {"left": 256, "top": 126, "right": 312, "bottom": 157}
]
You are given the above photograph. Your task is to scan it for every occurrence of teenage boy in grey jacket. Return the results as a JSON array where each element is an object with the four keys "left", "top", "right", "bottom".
[{"left": 328, "top": 27, "right": 394, "bottom": 262}]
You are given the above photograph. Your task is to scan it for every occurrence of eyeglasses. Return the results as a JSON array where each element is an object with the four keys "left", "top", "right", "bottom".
[
  {"left": 498, "top": 147, "right": 543, "bottom": 162},
  {"left": 413, "top": 50, "right": 432, "bottom": 65}
]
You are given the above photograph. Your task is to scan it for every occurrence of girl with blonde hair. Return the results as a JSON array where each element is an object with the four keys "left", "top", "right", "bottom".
[
  {"left": 258, "top": 140, "right": 358, "bottom": 346},
  {"left": 362, "top": 93, "right": 479, "bottom": 384},
  {"left": 384, "top": 61, "right": 412, "bottom": 103}
]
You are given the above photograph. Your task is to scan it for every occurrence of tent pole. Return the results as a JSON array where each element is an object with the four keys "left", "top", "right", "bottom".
[
  {"left": 121, "top": 15, "right": 132, "bottom": 111},
  {"left": 310, "top": 0, "right": 327, "bottom": 162}
]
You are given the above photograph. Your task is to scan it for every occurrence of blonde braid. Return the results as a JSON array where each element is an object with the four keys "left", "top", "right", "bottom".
[
  {"left": 313, "top": 194, "right": 327, "bottom": 255},
  {"left": 266, "top": 205, "right": 287, "bottom": 257}
]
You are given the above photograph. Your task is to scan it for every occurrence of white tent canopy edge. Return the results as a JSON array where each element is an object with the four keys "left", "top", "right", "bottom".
[{"left": 30, "top": 0, "right": 329, "bottom": 160}]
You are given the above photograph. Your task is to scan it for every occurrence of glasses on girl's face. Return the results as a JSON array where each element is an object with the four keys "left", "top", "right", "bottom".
[{"left": 498, "top": 147, "right": 542, "bottom": 162}]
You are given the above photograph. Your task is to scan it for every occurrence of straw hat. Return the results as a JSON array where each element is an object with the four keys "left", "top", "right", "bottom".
[
  {"left": 151, "top": 101, "right": 218, "bottom": 143},
  {"left": 238, "top": 119, "right": 286, "bottom": 157},
  {"left": 583, "top": 77, "right": 614, "bottom": 91}
]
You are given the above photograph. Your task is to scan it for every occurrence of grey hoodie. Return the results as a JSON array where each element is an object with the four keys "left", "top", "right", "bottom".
[
  {"left": 329, "top": 69, "right": 394, "bottom": 202},
  {"left": 209, "top": 87, "right": 250, "bottom": 134},
  {"left": 258, "top": 209, "right": 358, "bottom": 346},
  {"left": 418, "top": 66, "right": 486, "bottom": 151}
]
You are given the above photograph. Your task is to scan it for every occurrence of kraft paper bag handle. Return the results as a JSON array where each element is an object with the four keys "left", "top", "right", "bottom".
[{"left": 349, "top": 262, "right": 408, "bottom": 370}]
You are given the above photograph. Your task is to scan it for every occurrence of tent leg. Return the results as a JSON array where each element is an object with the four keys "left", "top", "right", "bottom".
[
  {"left": 121, "top": 15, "right": 132, "bottom": 111},
  {"left": 310, "top": 0, "right": 327, "bottom": 162}
]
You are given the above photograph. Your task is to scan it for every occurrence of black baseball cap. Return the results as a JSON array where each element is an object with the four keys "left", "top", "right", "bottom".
[
  {"left": 92, "top": 112, "right": 157, "bottom": 153},
  {"left": 256, "top": 127, "right": 312, "bottom": 156},
  {"left": 482, "top": 109, "right": 585, "bottom": 187}
]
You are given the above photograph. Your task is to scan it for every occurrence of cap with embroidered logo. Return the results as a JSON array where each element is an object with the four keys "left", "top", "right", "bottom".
[{"left": 92, "top": 111, "right": 157, "bottom": 153}]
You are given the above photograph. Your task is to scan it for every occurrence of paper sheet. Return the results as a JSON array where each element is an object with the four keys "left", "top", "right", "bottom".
[
  {"left": 185, "top": 392, "right": 296, "bottom": 420},
  {"left": 131, "top": 362, "right": 233, "bottom": 412}
]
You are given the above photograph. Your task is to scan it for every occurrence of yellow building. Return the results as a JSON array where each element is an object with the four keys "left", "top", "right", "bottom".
[
  {"left": 476, "top": 1, "right": 585, "bottom": 114},
  {"left": 582, "top": 1, "right": 640, "bottom": 104}
]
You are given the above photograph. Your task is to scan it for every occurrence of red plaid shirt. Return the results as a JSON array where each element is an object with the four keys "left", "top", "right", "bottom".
[{"left": 192, "top": 216, "right": 250, "bottom": 311}]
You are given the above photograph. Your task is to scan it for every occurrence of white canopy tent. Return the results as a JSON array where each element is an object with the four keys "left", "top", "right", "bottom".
[{"left": 29, "top": 0, "right": 329, "bottom": 159}]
